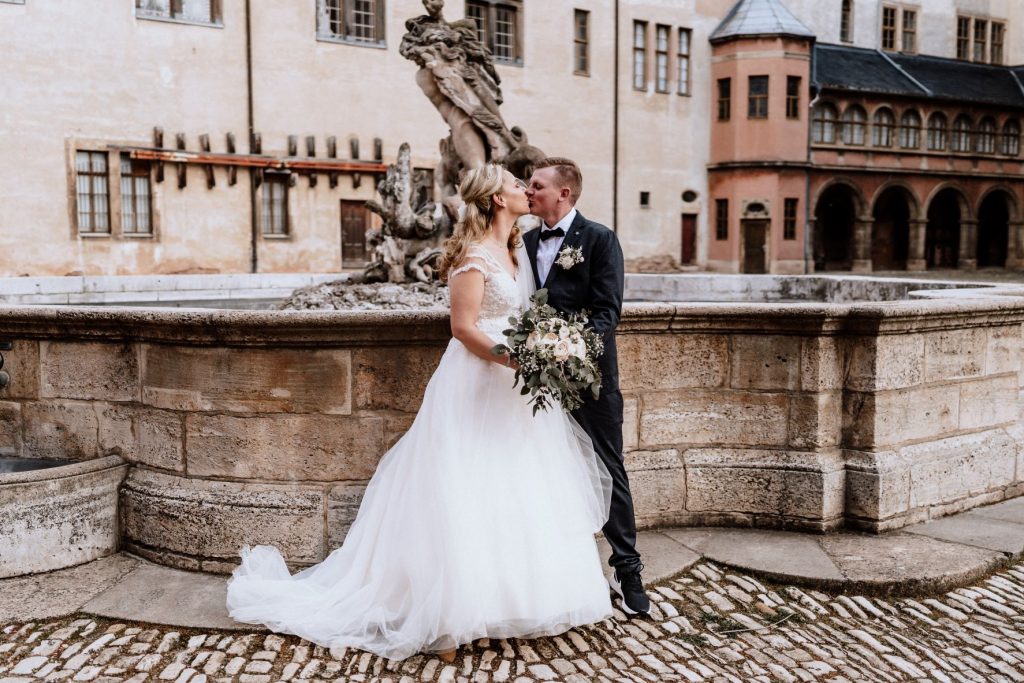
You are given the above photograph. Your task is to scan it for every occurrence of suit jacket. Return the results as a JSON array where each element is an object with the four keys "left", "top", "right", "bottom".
[{"left": 524, "top": 211, "right": 625, "bottom": 394}]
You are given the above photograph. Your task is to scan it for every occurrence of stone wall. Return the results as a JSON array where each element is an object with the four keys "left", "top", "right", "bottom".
[{"left": 1, "top": 292, "right": 1023, "bottom": 571}]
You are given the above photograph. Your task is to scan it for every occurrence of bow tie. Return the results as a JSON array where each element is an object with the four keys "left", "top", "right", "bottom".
[{"left": 539, "top": 227, "right": 565, "bottom": 241}]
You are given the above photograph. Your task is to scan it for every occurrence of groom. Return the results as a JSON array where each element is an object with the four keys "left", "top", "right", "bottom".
[{"left": 524, "top": 158, "right": 649, "bottom": 616}]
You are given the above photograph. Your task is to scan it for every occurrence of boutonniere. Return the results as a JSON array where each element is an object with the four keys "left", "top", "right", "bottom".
[{"left": 555, "top": 245, "right": 585, "bottom": 270}]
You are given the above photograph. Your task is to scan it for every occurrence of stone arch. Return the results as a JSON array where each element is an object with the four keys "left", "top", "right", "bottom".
[
  {"left": 813, "top": 180, "right": 865, "bottom": 271},
  {"left": 871, "top": 183, "right": 919, "bottom": 270},
  {"left": 925, "top": 184, "right": 971, "bottom": 268},
  {"left": 976, "top": 187, "right": 1018, "bottom": 268}
]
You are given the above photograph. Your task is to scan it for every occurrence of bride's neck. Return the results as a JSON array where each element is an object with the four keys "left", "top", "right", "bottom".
[{"left": 487, "top": 212, "right": 516, "bottom": 248}]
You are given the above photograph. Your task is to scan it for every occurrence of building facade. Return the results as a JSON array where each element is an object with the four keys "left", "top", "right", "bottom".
[{"left": 1, "top": 0, "right": 1022, "bottom": 277}]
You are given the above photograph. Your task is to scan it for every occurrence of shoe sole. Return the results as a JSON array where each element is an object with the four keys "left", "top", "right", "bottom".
[{"left": 608, "top": 576, "right": 648, "bottom": 616}]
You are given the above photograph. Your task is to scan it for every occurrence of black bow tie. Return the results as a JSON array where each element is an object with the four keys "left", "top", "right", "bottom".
[{"left": 540, "top": 227, "right": 565, "bottom": 241}]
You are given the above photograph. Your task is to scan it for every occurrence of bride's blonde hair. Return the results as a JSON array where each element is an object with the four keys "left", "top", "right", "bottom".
[{"left": 438, "top": 163, "right": 521, "bottom": 282}]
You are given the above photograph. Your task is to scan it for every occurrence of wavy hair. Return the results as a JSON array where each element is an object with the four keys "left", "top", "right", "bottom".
[{"left": 438, "top": 163, "right": 521, "bottom": 282}]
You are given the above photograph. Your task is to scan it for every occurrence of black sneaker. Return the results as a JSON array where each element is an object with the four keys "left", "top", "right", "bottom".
[{"left": 609, "top": 564, "right": 650, "bottom": 615}]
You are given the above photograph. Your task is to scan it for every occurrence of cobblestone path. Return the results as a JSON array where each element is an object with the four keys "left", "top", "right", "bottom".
[{"left": 3, "top": 561, "right": 1024, "bottom": 682}]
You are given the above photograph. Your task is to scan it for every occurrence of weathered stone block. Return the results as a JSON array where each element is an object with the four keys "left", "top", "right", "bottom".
[
  {"left": 846, "top": 334, "right": 924, "bottom": 391},
  {"left": 639, "top": 390, "right": 789, "bottom": 447},
  {"left": 327, "top": 483, "right": 368, "bottom": 550},
  {"left": 788, "top": 392, "right": 841, "bottom": 449},
  {"left": 629, "top": 467, "right": 687, "bottom": 518},
  {"left": 617, "top": 334, "right": 728, "bottom": 391},
  {"left": 142, "top": 346, "right": 352, "bottom": 414},
  {"left": 986, "top": 325, "right": 1022, "bottom": 375},
  {"left": 185, "top": 414, "right": 384, "bottom": 481},
  {"left": 959, "top": 375, "right": 1018, "bottom": 431},
  {"left": 625, "top": 448, "right": 683, "bottom": 472},
  {"left": 120, "top": 469, "right": 326, "bottom": 564},
  {"left": 21, "top": 401, "right": 98, "bottom": 460},
  {"left": 843, "top": 386, "right": 959, "bottom": 450},
  {"left": 906, "top": 430, "right": 1018, "bottom": 509},
  {"left": 0, "top": 402, "right": 21, "bottom": 456},
  {"left": 843, "top": 451, "right": 911, "bottom": 522},
  {"left": 352, "top": 346, "right": 444, "bottom": 413},
  {"left": 730, "top": 335, "right": 801, "bottom": 390},
  {"left": 382, "top": 413, "right": 416, "bottom": 450},
  {"left": 96, "top": 404, "right": 184, "bottom": 471},
  {"left": 623, "top": 395, "right": 639, "bottom": 452},
  {"left": 40, "top": 342, "right": 138, "bottom": 402},
  {"left": 800, "top": 337, "right": 843, "bottom": 391},
  {"left": 924, "top": 328, "right": 986, "bottom": 382},
  {"left": 0, "top": 339, "right": 39, "bottom": 400}
]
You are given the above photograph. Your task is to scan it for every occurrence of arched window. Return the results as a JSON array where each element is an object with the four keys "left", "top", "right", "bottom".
[
  {"left": 952, "top": 115, "right": 973, "bottom": 153},
  {"left": 927, "top": 112, "right": 948, "bottom": 151},
  {"left": 899, "top": 110, "right": 922, "bottom": 149},
  {"left": 977, "top": 117, "right": 997, "bottom": 154},
  {"left": 872, "top": 108, "right": 895, "bottom": 147},
  {"left": 811, "top": 102, "right": 838, "bottom": 143},
  {"left": 1000, "top": 119, "right": 1020, "bottom": 156},
  {"left": 842, "top": 105, "right": 867, "bottom": 145}
]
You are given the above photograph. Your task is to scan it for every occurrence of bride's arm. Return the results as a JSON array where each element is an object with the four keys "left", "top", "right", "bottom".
[{"left": 449, "top": 267, "right": 513, "bottom": 367}]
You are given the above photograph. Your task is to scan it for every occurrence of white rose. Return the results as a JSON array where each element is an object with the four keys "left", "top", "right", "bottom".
[
  {"left": 526, "top": 330, "right": 541, "bottom": 350},
  {"left": 558, "top": 325, "right": 570, "bottom": 340},
  {"left": 572, "top": 340, "right": 587, "bottom": 360},
  {"left": 553, "top": 339, "right": 573, "bottom": 362},
  {"left": 542, "top": 332, "right": 559, "bottom": 345}
]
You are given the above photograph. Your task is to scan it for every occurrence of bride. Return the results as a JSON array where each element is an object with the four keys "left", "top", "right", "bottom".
[{"left": 225, "top": 164, "right": 613, "bottom": 661}]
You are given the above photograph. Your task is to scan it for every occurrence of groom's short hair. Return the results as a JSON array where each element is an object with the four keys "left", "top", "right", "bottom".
[{"left": 535, "top": 157, "right": 582, "bottom": 204}]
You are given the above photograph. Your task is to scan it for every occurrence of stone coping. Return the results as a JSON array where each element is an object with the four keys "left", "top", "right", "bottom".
[{"left": 0, "top": 454, "right": 125, "bottom": 485}]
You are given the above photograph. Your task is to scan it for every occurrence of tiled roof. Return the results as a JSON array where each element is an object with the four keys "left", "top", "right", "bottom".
[
  {"left": 710, "top": 0, "right": 814, "bottom": 43},
  {"left": 814, "top": 44, "right": 1024, "bottom": 109}
]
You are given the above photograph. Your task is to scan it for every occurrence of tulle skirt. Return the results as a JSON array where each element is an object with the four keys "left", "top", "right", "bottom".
[{"left": 225, "top": 337, "right": 614, "bottom": 660}]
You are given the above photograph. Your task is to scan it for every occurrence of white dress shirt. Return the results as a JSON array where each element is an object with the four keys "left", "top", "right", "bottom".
[{"left": 535, "top": 207, "right": 578, "bottom": 285}]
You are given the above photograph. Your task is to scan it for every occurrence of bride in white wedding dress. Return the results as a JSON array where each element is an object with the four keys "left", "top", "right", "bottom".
[{"left": 225, "top": 164, "right": 613, "bottom": 661}]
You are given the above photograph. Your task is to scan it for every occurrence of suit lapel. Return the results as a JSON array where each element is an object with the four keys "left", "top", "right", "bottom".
[
  {"left": 524, "top": 227, "right": 542, "bottom": 288},
  {"left": 542, "top": 211, "right": 588, "bottom": 290}
]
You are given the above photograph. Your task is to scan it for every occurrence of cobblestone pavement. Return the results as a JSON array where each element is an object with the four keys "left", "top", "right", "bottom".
[{"left": 3, "top": 561, "right": 1024, "bottom": 683}]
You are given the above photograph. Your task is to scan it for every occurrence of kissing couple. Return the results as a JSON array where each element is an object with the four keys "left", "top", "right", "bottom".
[{"left": 226, "top": 157, "right": 649, "bottom": 660}]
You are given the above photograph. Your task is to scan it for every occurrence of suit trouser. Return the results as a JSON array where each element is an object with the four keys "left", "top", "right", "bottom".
[{"left": 572, "top": 389, "right": 642, "bottom": 571}]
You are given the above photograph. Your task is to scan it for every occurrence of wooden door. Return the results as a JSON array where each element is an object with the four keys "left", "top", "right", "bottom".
[
  {"left": 681, "top": 213, "right": 697, "bottom": 265},
  {"left": 742, "top": 220, "right": 768, "bottom": 274},
  {"left": 340, "top": 200, "right": 368, "bottom": 268}
]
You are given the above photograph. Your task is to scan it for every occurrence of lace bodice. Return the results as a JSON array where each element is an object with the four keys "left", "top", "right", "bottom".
[{"left": 450, "top": 245, "right": 522, "bottom": 339}]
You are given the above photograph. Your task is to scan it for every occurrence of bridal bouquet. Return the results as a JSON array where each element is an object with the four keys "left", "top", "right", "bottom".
[{"left": 492, "top": 289, "right": 604, "bottom": 415}]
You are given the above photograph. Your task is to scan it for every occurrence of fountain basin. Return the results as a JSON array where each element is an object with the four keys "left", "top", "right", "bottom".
[{"left": 0, "top": 455, "right": 127, "bottom": 578}]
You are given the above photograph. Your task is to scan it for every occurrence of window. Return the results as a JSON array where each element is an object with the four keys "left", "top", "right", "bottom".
[
  {"left": 977, "top": 117, "right": 997, "bottom": 154},
  {"left": 899, "top": 110, "right": 921, "bottom": 149},
  {"left": 1002, "top": 120, "right": 1021, "bottom": 156},
  {"left": 927, "top": 112, "right": 948, "bottom": 150},
  {"left": 677, "top": 28, "right": 691, "bottom": 96},
  {"left": 957, "top": 17, "right": 971, "bottom": 60},
  {"left": 654, "top": 25, "right": 669, "bottom": 93},
  {"left": 786, "top": 76, "right": 801, "bottom": 119},
  {"left": 466, "top": 1, "right": 521, "bottom": 65},
  {"left": 991, "top": 22, "right": 1005, "bottom": 65},
  {"left": 748, "top": 76, "right": 768, "bottom": 119},
  {"left": 135, "top": 0, "right": 221, "bottom": 25},
  {"left": 318, "top": 0, "right": 385, "bottom": 45},
  {"left": 573, "top": 9, "right": 589, "bottom": 75},
  {"left": 973, "top": 19, "right": 988, "bottom": 63},
  {"left": 717, "top": 78, "right": 731, "bottom": 121},
  {"left": 873, "top": 108, "right": 895, "bottom": 147},
  {"left": 783, "top": 198, "right": 798, "bottom": 241},
  {"left": 120, "top": 154, "right": 152, "bottom": 235},
  {"left": 842, "top": 105, "right": 866, "bottom": 145},
  {"left": 76, "top": 151, "right": 111, "bottom": 234},
  {"left": 881, "top": 6, "right": 896, "bottom": 50},
  {"left": 715, "top": 199, "right": 729, "bottom": 240},
  {"left": 262, "top": 173, "right": 289, "bottom": 236},
  {"left": 632, "top": 21, "right": 647, "bottom": 90},
  {"left": 639, "top": 191, "right": 650, "bottom": 208},
  {"left": 952, "top": 115, "right": 973, "bottom": 153},
  {"left": 901, "top": 9, "right": 917, "bottom": 53},
  {"left": 840, "top": 0, "right": 853, "bottom": 42},
  {"left": 812, "top": 103, "right": 838, "bottom": 143}
]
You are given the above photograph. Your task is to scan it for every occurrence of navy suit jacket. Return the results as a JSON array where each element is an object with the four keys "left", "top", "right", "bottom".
[{"left": 524, "top": 211, "right": 624, "bottom": 394}]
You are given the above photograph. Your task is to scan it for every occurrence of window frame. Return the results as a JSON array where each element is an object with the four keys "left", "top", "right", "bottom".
[
  {"left": 654, "top": 24, "right": 670, "bottom": 93},
  {"left": 783, "top": 198, "right": 798, "bottom": 241},
  {"left": 573, "top": 9, "right": 589, "bottom": 76},
  {"left": 957, "top": 16, "right": 971, "bottom": 60},
  {"left": 75, "top": 151, "right": 112, "bottom": 236},
  {"left": 465, "top": 0, "right": 523, "bottom": 66},
  {"left": 951, "top": 115, "right": 974, "bottom": 153},
  {"left": 840, "top": 0, "right": 853, "bottom": 43},
  {"left": 901, "top": 9, "right": 917, "bottom": 53},
  {"left": 785, "top": 76, "right": 801, "bottom": 120},
  {"left": 632, "top": 20, "right": 648, "bottom": 91},
  {"left": 677, "top": 28, "right": 691, "bottom": 96},
  {"left": 991, "top": 22, "right": 1005, "bottom": 65},
  {"left": 1001, "top": 120, "right": 1021, "bottom": 157},
  {"left": 899, "top": 110, "right": 922, "bottom": 149},
  {"left": 841, "top": 105, "right": 867, "bottom": 146},
  {"left": 927, "top": 112, "right": 948, "bottom": 151},
  {"left": 715, "top": 199, "right": 729, "bottom": 241},
  {"left": 717, "top": 78, "right": 732, "bottom": 122},
  {"left": 317, "top": 0, "right": 387, "bottom": 48},
  {"left": 881, "top": 5, "right": 897, "bottom": 51},
  {"left": 260, "top": 172, "right": 291, "bottom": 238},
  {"left": 812, "top": 102, "right": 838, "bottom": 144},
  {"left": 134, "top": 0, "right": 223, "bottom": 27},
  {"left": 747, "top": 75, "right": 769, "bottom": 120},
  {"left": 973, "top": 18, "right": 988, "bottom": 63},
  {"left": 872, "top": 108, "right": 895, "bottom": 148},
  {"left": 119, "top": 153, "right": 154, "bottom": 236},
  {"left": 977, "top": 117, "right": 997, "bottom": 154}
]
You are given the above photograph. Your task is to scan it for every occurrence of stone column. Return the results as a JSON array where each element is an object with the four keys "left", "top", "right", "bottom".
[
  {"left": 851, "top": 215, "right": 874, "bottom": 273},
  {"left": 1007, "top": 221, "right": 1024, "bottom": 270},
  {"left": 959, "top": 219, "right": 978, "bottom": 271},
  {"left": 907, "top": 219, "right": 928, "bottom": 271}
]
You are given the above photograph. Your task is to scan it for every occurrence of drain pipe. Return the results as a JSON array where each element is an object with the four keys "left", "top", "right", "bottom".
[
  {"left": 612, "top": 0, "right": 620, "bottom": 234},
  {"left": 245, "top": 0, "right": 258, "bottom": 274}
]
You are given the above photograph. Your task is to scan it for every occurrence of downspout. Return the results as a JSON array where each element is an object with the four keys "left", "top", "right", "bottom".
[
  {"left": 612, "top": 0, "right": 620, "bottom": 233},
  {"left": 246, "top": 0, "right": 258, "bottom": 273},
  {"left": 804, "top": 45, "right": 817, "bottom": 274}
]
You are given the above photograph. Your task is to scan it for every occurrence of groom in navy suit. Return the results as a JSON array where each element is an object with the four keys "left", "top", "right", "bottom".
[{"left": 524, "top": 157, "right": 649, "bottom": 616}]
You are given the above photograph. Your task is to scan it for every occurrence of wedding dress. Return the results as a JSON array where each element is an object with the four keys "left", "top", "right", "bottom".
[{"left": 226, "top": 243, "right": 613, "bottom": 660}]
